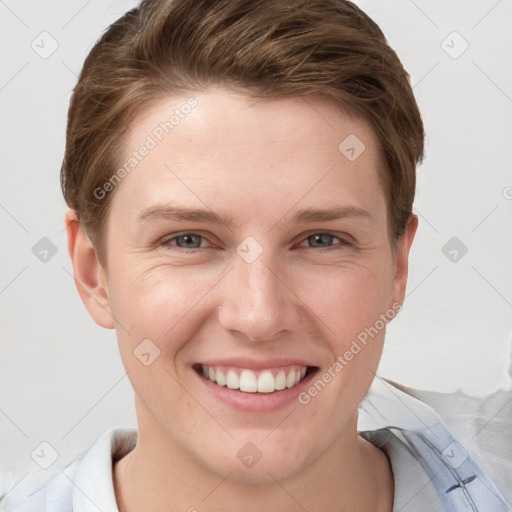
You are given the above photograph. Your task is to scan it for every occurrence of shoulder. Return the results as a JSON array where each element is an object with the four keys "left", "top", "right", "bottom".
[
  {"left": 362, "top": 428, "right": 441, "bottom": 512},
  {"left": 0, "top": 427, "right": 137, "bottom": 512},
  {"left": 358, "top": 377, "right": 512, "bottom": 512},
  {"left": 0, "top": 459, "right": 80, "bottom": 512}
]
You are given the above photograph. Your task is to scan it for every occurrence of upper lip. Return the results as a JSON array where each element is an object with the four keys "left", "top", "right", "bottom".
[{"left": 195, "top": 358, "right": 316, "bottom": 370}]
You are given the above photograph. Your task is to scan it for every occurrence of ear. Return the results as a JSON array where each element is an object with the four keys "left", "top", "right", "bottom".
[
  {"left": 390, "top": 214, "right": 418, "bottom": 310},
  {"left": 65, "top": 208, "right": 115, "bottom": 329}
]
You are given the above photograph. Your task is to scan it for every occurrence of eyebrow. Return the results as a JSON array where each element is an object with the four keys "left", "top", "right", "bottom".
[{"left": 136, "top": 204, "right": 372, "bottom": 228}]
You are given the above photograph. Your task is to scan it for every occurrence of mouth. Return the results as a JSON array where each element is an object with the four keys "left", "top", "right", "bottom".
[{"left": 193, "top": 363, "right": 317, "bottom": 394}]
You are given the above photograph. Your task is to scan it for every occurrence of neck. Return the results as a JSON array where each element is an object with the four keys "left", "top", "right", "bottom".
[{"left": 114, "top": 407, "right": 393, "bottom": 512}]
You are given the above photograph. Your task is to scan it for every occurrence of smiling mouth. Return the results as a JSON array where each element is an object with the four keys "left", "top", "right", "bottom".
[{"left": 194, "top": 364, "right": 316, "bottom": 393}]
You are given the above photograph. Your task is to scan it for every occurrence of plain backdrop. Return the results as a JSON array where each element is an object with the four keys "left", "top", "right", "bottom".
[{"left": 1, "top": 0, "right": 511, "bottom": 497}]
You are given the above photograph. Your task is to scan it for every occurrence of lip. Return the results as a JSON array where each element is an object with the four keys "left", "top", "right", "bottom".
[{"left": 192, "top": 360, "right": 319, "bottom": 413}]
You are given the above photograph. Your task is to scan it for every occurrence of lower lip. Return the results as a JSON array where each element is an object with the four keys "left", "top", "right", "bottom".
[{"left": 194, "top": 367, "right": 318, "bottom": 413}]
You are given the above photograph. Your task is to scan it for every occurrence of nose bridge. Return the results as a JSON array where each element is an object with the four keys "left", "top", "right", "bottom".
[{"left": 218, "top": 243, "right": 296, "bottom": 341}]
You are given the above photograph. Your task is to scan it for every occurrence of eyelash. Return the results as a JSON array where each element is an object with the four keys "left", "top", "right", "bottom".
[{"left": 158, "top": 231, "right": 352, "bottom": 253}]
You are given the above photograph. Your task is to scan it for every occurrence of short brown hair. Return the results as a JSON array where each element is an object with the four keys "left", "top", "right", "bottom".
[{"left": 61, "top": 0, "right": 424, "bottom": 265}]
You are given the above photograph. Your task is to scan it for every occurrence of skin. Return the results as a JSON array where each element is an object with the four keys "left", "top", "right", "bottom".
[{"left": 66, "top": 87, "right": 418, "bottom": 512}]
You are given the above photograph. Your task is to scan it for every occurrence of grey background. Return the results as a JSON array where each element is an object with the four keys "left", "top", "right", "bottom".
[{"left": 1, "top": 0, "right": 511, "bottom": 500}]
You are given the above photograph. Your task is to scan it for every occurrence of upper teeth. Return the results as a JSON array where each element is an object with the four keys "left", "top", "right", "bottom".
[{"left": 201, "top": 365, "right": 308, "bottom": 393}]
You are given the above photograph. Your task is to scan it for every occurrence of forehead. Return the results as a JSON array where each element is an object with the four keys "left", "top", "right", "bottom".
[
  {"left": 111, "top": 87, "right": 386, "bottom": 225},
  {"left": 130, "top": 88, "right": 379, "bottom": 158}
]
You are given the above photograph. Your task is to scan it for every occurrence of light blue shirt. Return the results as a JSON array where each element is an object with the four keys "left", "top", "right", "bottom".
[{"left": 1, "top": 377, "right": 510, "bottom": 512}]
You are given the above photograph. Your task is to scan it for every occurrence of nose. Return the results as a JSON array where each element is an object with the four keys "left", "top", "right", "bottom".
[{"left": 217, "top": 248, "right": 301, "bottom": 343}]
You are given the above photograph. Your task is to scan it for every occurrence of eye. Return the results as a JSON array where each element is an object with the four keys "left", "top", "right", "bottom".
[
  {"left": 160, "top": 232, "right": 210, "bottom": 251},
  {"left": 299, "top": 232, "right": 350, "bottom": 249},
  {"left": 158, "top": 231, "right": 351, "bottom": 253}
]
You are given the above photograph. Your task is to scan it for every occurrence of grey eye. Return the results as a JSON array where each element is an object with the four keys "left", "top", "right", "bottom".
[
  {"left": 173, "top": 234, "right": 203, "bottom": 249},
  {"left": 307, "top": 233, "right": 336, "bottom": 248}
]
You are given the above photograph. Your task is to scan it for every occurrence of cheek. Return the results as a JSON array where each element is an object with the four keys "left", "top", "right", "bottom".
[
  {"left": 107, "top": 260, "right": 220, "bottom": 343},
  {"left": 106, "top": 266, "right": 208, "bottom": 399},
  {"left": 107, "top": 251, "right": 393, "bottom": 355},
  {"left": 300, "top": 262, "right": 393, "bottom": 338}
]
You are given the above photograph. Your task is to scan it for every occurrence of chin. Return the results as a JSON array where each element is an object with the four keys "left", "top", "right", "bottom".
[{"left": 194, "top": 436, "right": 314, "bottom": 486}]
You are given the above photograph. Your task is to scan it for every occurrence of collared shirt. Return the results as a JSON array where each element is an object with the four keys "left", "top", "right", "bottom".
[{"left": 1, "top": 378, "right": 510, "bottom": 512}]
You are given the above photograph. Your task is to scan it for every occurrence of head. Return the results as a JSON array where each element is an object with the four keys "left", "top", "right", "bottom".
[{"left": 64, "top": 0, "right": 423, "bottom": 485}]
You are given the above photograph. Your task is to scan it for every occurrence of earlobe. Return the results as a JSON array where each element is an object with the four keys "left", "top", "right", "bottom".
[
  {"left": 65, "top": 208, "right": 115, "bottom": 329},
  {"left": 390, "top": 214, "right": 418, "bottom": 310}
]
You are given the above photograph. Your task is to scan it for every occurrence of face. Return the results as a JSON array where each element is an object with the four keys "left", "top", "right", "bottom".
[{"left": 75, "top": 87, "right": 415, "bottom": 484}]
